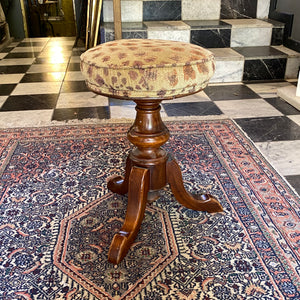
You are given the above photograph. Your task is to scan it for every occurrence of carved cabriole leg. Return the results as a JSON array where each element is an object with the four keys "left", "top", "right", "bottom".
[
  {"left": 107, "top": 156, "right": 132, "bottom": 195},
  {"left": 166, "top": 155, "right": 223, "bottom": 213},
  {"left": 108, "top": 166, "right": 149, "bottom": 264}
]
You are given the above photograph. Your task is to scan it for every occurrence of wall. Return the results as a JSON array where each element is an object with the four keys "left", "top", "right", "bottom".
[
  {"left": 5, "top": 0, "right": 25, "bottom": 38},
  {"left": 276, "top": 0, "right": 300, "bottom": 41}
]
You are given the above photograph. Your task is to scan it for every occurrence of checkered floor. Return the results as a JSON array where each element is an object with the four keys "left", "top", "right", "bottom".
[{"left": 0, "top": 37, "right": 300, "bottom": 194}]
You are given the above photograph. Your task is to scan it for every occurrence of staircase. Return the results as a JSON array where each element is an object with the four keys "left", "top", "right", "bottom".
[{"left": 100, "top": 0, "right": 300, "bottom": 83}]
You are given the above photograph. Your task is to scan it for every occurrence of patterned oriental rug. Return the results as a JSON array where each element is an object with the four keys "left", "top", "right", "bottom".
[{"left": 0, "top": 120, "right": 299, "bottom": 300}]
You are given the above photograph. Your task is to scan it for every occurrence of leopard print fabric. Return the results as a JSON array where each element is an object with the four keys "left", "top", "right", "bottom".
[{"left": 80, "top": 39, "right": 215, "bottom": 99}]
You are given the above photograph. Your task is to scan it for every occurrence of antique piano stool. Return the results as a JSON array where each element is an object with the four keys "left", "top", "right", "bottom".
[{"left": 80, "top": 39, "right": 223, "bottom": 264}]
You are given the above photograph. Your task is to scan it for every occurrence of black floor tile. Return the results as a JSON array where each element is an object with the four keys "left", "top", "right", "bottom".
[
  {"left": 143, "top": 1, "right": 181, "bottom": 21},
  {"left": 0, "top": 94, "right": 59, "bottom": 111},
  {"left": 20, "top": 72, "right": 65, "bottom": 83},
  {"left": 60, "top": 81, "right": 89, "bottom": 93},
  {"left": 162, "top": 102, "right": 223, "bottom": 116},
  {"left": 4, "top": 52, "right": 40, "bottom": 58},
  {"left": 0, "top": 65, "right": 30, "bottom": 74},
  {"left": 17, "top": 42, "right": 47, "bottom": 47},
  {"left": 66, "top": 63, "right": 81, "bottom": 72},
  {"left": 0, "top": 47, "right": 14, "bottom": 53},
  {"left": 204, "top": 84, "right": 260, "bottom": 101},
  {"left": 233, "top": 46, "right": 287, "bottom": 58},
  {"left": 235, "top": 116, "right": 300, "bottom": 142},
  {"left": 243, "top": 58, "right": 287, "bottom": 81},
  {"left": 72, "top": 49, "right": 85, "bottom": 56},
  {"left": 285, "top": 175, "right": 300, "bottom": 195},
  {"left": 52, "top": 107, "right": 110, "bottom": 121},
  {"left": 265, "top": 97, "right": 300, "bottom": 115},
  {"left": 0, "top": 84, "right": 16, "bottom": 96}
]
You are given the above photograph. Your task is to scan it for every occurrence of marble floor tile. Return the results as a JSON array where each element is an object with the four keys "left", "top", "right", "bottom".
[
  {"left": 34, "top": 57, "right": 70, "bottom": 64},
  {"left": 17, "top": 41, "right": 48, "bottom": 47},
  {"left": 22, "top": 37, "right": 50, "bottom": 42},
  {"left": 110, "top": 105, "right": 137, "bottom": 119},
  {"left": 223, "top": 19, "right": 273, "bottom": 28},
  {"left": 223, "top": 20, "right": 273, "bottom": 47},
  {"left": 256, "top": 140, "right": 300, "bottom": 176},
  {"left": 182, "top": 0, "right": 221, "bottom": 20},
  {"left": 1, "top": 94, "right": 58, "bottom": 111},
  {"left": 143, "top": 1, "right": 181, "bottom": 21},
  {"left": 103, "top": 0, "right": 143, "bottom": 22},
  {"left": 11, "top": 82, "right": 62, "bottom": 95},
  {"left": 256, "top": 0, "right": 270, "bottom": 19},
  {"left": 233, "top": 46, "right": 286, "bottom": 58},
  {"left": 64, "top": 71, "right": 86, "bottom": 81},
  {"left": 204, "top": 84, "right": 260, "bottom": 100},
  {"left": 60, "top": 81, "right": 90, "bottom": 93},
  {"left": 215, "top": 98, "right": 283, "bottom": 118},
  {"left": 210, "top": 60, "right": 244, "bottom": 83},
  {"left": 11, "top": 47, "right": 44, "bottom": 53},
  {"left": 52, "top": 107, "right": 110, "bottom": 121},
  {"left": 145, "top": 20, "right": 190, "bottom": 42},
  {"left": 221, "top": 0, "right": 257, "bottom": 19},
  {"left": 167, "top": 91, "right": 211, "bottom": 103},
  {"left": 285, "top": 175, "right": 300, "bottom": 194},
  {"left": 230, "top": 27, "right": 272, "bottom": 47},
  {"left": 67, "top": 63, "right": 81, "bottom": 72},
  {"left": 243, "top": 58, "right": 286, "bottom": 81},
  {"left": 4, "top": 52, "right": 39, "bottom": 59},
  {"left": 144, "top": 20, "right": 190, "bottom": 30},
  {"left": 246, "top": 81, "right": 293, "bottom": 98},
  {"left": 162, "top": 102, "right": 223, "bottom": 116},
  {"left": 0, "top": 84, "right": 17, "bottom": 96},
  {"left": 38, "top": 50, "right": 73, "bottom": 58},
  {"left": 20, "top": 72, "right": 65, "bottom": 83},
  {"left": 265, "top": 97, "right": 300, "bottom": 115},
  {"left": 109, "top": 98, "right": 136, "bottom": 106},
  {"left": 56, "top": 92, "right": 108, "bottom": 108},
  {"left": 0, "top": 110, "right": 53, "bottom": 128},
  {"left": 0, "top": 65, "right": 30, "bottom": 74},
  {"left": 0, "top": 96, "right": 7, "bottom": 108},
  {"left": 190, "top": 28, "right": 231, "bottom": 48},
  {"left": 0, "top": 74, "right": 24, "bottom": 84},
  {"left": 0, "top": 58, "right": 35, "bottom": 65},
  {"left": 147, "top": 29, "right": 190, "bottom": 43},
  {"left": 288, "top": 115, "right": 300, "bottom": 127},
  {"left": 70, "top": 56, "right": 81, "bottom": 63},
  {"left": 235, "top": 116, "right": 300, "bottom": 142},
  {"left": 27, "top": 64, "right": 68, "bottom": 73}
]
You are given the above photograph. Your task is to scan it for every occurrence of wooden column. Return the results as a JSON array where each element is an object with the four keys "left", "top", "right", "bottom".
[{"left": 113, "top": 0, "right": 122, "bottom": 40}]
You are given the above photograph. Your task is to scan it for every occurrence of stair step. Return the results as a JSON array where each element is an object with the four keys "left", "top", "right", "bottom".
[
  {"left": 100, "top": 21, "right": 299, "bottom": 82},
  {"left": 102, "top": 19, "right": 284, "bottom": 48}
]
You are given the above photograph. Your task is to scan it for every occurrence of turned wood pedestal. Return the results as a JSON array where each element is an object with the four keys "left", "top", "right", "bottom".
[{"left": 107, "top": 99, "right": 223, "bottom": 264}]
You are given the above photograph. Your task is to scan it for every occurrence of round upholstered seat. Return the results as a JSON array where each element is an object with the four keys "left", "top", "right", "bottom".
[{"left": 80, "top": 39, "right": 215, "bottom": 100}]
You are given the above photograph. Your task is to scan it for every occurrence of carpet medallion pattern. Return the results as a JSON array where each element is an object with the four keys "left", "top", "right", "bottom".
[{"left": 0, "top": 120, "right": 299, "bottom": 299}]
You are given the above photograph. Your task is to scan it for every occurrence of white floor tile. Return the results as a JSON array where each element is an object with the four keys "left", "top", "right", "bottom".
[
  {"left": 0, "top": 74, "right": 24, "bottom": 84},
  {"left": 11, "top": 82, "right": 62, "bottom": 95},
  {"left": 256, "top": 140, "right": 300, "bottom": 176},
  {"left": 56, "top": 92, "right": 108, "bottom": 108},
  {"left": 0, "top": 110, "right": 53, "bottom": 128},
  {"left": 215, "top": 99, "right": 283, "bottom": 118}
]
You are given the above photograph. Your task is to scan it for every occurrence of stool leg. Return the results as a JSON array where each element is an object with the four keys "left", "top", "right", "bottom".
[
  {"left": 107, "top": 156, "right": 132, "bottom": 195},
  {"left": 108, "top": 166, "right": 150, "bottom": 264},
  {"left": 166, "top": 156, "right": 223, "bottom": 213}
]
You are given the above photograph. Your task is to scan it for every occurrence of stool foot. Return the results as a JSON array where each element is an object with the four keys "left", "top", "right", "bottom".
[
  {"left": 107, "top": 157, "right": 132, "bottom": 195},
  {"left": 166, "top": 156, "right": 223, "bottom": 213},
  {"left": 108, "top": 166, "right": 149, "bottom": 264}
]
